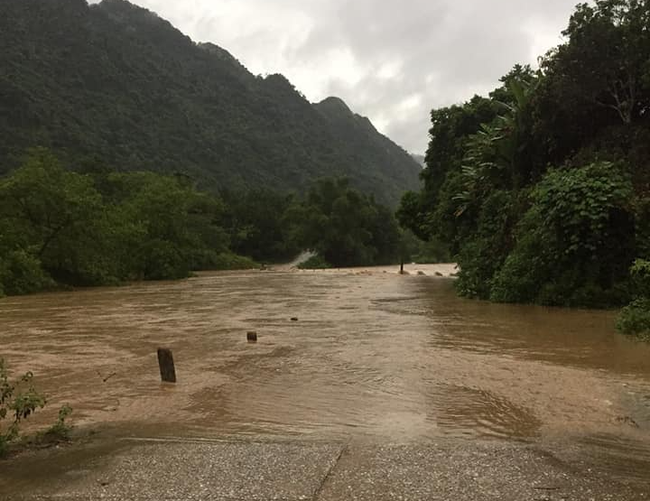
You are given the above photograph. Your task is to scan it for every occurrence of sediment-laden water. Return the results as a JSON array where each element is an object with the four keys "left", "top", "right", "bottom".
[{"left": 1, "top": 265, "right": 649, "bottom": 483}]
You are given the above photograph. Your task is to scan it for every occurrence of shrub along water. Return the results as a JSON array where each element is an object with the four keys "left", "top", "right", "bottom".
[
  {"left": 0, "top": 359, "right": 73, "bottom": 457},
  {"left": 617, "top": 260, "right": 650, "bottom": 340}
]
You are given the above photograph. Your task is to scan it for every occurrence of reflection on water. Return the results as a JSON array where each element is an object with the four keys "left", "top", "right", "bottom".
[{"left": 0, "top": 266, "right": 649, "bottom": 470}]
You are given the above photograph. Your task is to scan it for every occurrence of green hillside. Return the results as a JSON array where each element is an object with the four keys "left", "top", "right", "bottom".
[{"left": 0, "top": 0, "right": 421, "bottom": 205}]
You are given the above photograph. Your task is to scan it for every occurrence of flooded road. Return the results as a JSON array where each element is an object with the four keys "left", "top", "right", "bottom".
[{"left": 1, "top": 265, "right": 650, "bottom": 484}]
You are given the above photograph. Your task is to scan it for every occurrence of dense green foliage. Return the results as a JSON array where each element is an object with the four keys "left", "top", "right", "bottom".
[
  {"left": 617, "top": 260, "right": 650, "bottom": 339},
  {"left": 288, "top": 178, "right": 402, "bottom": 267},
  {"left": 0, "top": 0, "right": 420, "bottom": 207},
  {"left": 399, "top": 0, "right": 650, "bottom": 317},
  {"left": 0, "top": 150, "right": 406, "bottom": 296},
  {"left": 489, "top": 162, "right": 635, "bottom": 307},
  {"left": 617, "top": 299, "right": 650, "bottom": 340},
  {"left": 220, "top": 189, "right": 301, "bottom": 263},
  {"left": 0, "top": 149, "right": 253, "bottom": 295}
]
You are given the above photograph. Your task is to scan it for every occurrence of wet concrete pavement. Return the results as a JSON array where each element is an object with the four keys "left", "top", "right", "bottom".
[{"left": 2, "top": 437, "right": 647, "bottom": 500}]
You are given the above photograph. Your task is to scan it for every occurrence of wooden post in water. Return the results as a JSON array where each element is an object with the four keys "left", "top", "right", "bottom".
[
  {"left": 400, "top": 258, "right": 404, "bottom": 275},
  {"left": 247, "top": 331, "right": 258, "bottom": 343},
  {"left": 157, "top": 348, "right": 177, "bottom": 383}
]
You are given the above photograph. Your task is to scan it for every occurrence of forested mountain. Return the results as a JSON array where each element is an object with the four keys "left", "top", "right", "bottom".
[
  {"left": 0, "top": 0, "right": 421, "bottom": 206},
  {"left": 399, "top": 0, "right": 650, "bottom": 332}
]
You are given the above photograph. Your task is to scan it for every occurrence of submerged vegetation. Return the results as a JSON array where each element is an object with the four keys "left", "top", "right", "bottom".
[{"left": 398, "top": 0, "right": 650, "bottom": 336}]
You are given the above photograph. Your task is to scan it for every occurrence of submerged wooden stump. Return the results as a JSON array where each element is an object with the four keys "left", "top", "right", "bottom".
[
  {"left": 247, "top": 331, "right": 258, "bottom": 343},
  {"left": 157, "top": 348, "right": 177, "bottom": 383}
]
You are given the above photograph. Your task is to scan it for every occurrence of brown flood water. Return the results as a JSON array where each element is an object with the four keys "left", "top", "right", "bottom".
[{"left": 1, "top": 264, "right": 650, "bottom": 477}]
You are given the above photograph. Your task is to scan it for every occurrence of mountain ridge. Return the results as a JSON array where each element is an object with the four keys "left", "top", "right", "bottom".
[{"left": 0, "top": 0, "right": 421, "bottom": 205}]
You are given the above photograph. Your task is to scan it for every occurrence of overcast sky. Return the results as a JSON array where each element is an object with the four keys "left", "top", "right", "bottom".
[{"left": 98, "top": 0, "right": 580, "bottom": 154}]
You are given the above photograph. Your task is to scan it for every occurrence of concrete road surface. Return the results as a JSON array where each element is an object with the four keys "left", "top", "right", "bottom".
[{"left": 1, "top": 437, "right": 647, "bottom": 500}]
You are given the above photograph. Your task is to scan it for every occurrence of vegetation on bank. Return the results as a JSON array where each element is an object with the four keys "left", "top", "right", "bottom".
[
  {"left": 617, "top": 260, "right": 650, "bottom": 340},
  {"left": 0, "top": 150, "right": 438, "bottom": 297},
  {"left": 0, "top": 149, "right": 253, "bottom": 296},
  {"left": 397, "top": 0, "right": 650, "bottom": 336},
  {"left": 0, "top": 359, "right": 72, "bottom": 457}
]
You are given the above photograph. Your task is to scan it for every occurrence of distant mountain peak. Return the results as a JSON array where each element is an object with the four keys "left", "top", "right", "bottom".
[
  {"left": 198, "top": 43, "right": 237, "bottom": 62},
  {"left": 316, "top": 97, "right": 353, "bottom": 116},
  {"left": 197, "top": 42, "right": 249, "bottom": 73},
  {"left": 315, "top": 98, "right": 378, "bottom": 135}
]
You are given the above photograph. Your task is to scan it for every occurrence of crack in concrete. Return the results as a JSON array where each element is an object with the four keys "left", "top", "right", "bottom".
[{"left": 312, "top": 442, "right": 349, "bottom": 501}]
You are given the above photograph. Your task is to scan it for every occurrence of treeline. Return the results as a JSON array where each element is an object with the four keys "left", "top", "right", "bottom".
[
  {"left": 0, "top": 150, "right": 420, "bottom": 297},
  {"left": 221, "top": 176, "right": 415, "bottom": 267},
  {"left": 398, "top": 0, "right": 650, "bottom": 333}
]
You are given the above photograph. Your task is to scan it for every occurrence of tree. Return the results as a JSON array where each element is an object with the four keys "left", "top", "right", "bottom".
[
  {"left": 220, "top": 189, "right": 300, "bottom": 262},
  {"left": 0, "top": 149, "right": 106, "bottom": 287},
  {"left": 103, "top": 172, "right": 230, "bottom": 280},
  {"left": 556, "top": 0, "right": 650, "bottom": 125},
  {"left": 0, "top": 150, "right": 252, "bottom": 295},
  {"left": 397, "top": 0, "right": 650, "bottom": 309},
  {"left": 290, "top": 178, "right": 401, "bottom": 267},
  {"left": 491, "top": 162, "right": 635, "bottom": 306}
]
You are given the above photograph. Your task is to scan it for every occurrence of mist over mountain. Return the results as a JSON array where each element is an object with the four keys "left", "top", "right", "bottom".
[
  {"left": 411, "top": 154, "right": 425, "bottom": 167},
  {"left": 0, "top": 0, "right": 421, "bottom": 205}
]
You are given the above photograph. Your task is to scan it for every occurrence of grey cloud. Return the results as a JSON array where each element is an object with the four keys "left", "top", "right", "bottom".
[
  {"left": 299, "top": 0, "right": 576, "bottom": 153},
  {"left": 101, "top": 0, "right": 579, "bottom": 153}
]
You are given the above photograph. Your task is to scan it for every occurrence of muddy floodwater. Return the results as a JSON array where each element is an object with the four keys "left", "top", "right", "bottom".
[{"left": 1, "top": 264, "right": 650, "bottom": 484}]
